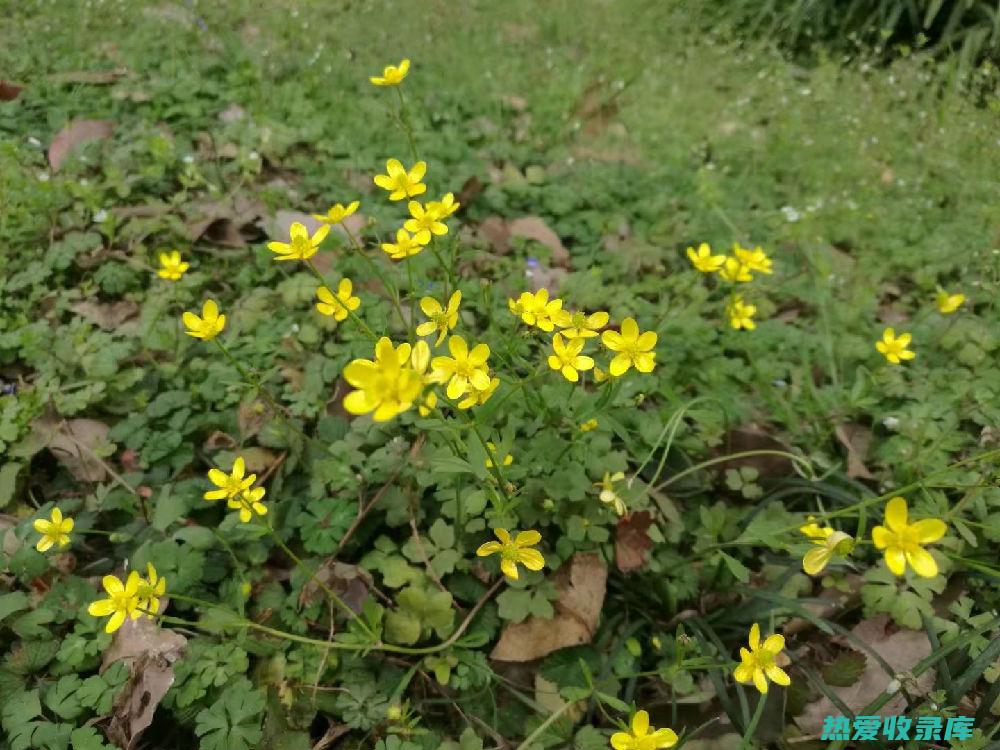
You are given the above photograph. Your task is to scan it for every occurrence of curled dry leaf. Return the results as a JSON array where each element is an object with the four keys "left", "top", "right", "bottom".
[
  {"left": 490, "top": 552, "right": 607, "bottom": 662},
  {"left": 48, "top": 68, "right": 128, "bottom": 85},
  {"left": 299, "top": 560, "right": 372, "bottom": 613},
  {"left": 0, "top": 80, "right": 23, "bottom": 101},
  {"left": 718, "top": 423, "right": 795, "bottom": 480},
  {"left": 70, "top": 299, "right": 140, "bottom": 332},
  {"left": 48, "top": 119, "right": 115, "bottom": 171},
  {"left": 508, "top": 216, "right": 570, "bottom": 267},
  {"left": 615, "top": 511, "right": 654, "bottom": 573},
  {"left": 102, "top": 615, "right": 187, "bottom": 750},
  {"left": 185, "top": 195, "right": 264, "bottom": 248},
  {"left": 28, "top": 416, "right": 112, "bottom": 482}
]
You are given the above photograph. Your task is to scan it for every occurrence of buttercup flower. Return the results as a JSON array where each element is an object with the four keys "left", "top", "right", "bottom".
[
  {"left": 476, "top": 528, "right": 544, "bottom": 580},
  {"left": 726, "top": 295, "right": 757, "bottom": 330},
  {"left": 416, "top": 290, "right": 461, "bottom": 345},
  {"left": 733, "top": 244, "right": 773, "bottom": 274},
  {"left": 610, "top": 710, "right": 678, "bottom": 750},
  {"left": 87, "top": 572, "right": 141, "bottom": 633},
  {"left": 312, "top": 201, "right": 360, "bottom": 225},
  {"left": 686, "top": 243, "right": 726, "bottom": 273},
  {"left": 594, "top": 367, "right": 612, "bottom": 383},
  {"left": 135, "top": 563, "right": 166, "bottom": 616},
  {"left": 382, "top": 228, "right": 428, "bottom": 260},
  {"left": 875, "top": 327, "right": 915, "bottom": 365},
  {"left": 580, "top": 418, "right": 599, "bottom": 432},
  {"left": 374, "top": 159, "right": 427, "bottom": 201},
  {"left": 157, "top": 250, "right": 189, "bottom": 281},
  {"left": 718, "top": 257, "right": 752, "bottom": 283},
  {"left": 232, "top": 486, "right": 268, "bottom": 523},
  {"left": 548, "top": 333, "right": 595, "bottom": 382},
  {"left": 183, "top": 300, "right": 226, "bottom": 340},
  {"left": 559, "top": 310, "right": 609, "bottom": 340},
  {"left": 601, "top": 318, "right": 657, "bottom": 376},
  {"left": 204, "top": 456, "right": 255, "bottom": 502},
  {"left": 799, "top": 518, "right": 854, "bottom": 575},
  {"left": 33, "top": 507, "right": 73, "bottom": 552},
  {"left": 485, "top": 442, "right": 513, "bottom": 469},
  {"left": 316, "top": 279, "right": 361, "bottom": 321},
  {"left": 936, "top": 289, "right": 965, "bottom": 314},
  {"left": 509, "top": 288, "right": 565, "bottom": 332},
  {"left": 733, "top": 623, "right": 790, "bottom": 694},
  {"left": 596, "top": 471, "right": 627, "bottom": 516},
  {"left": 404, "top": 201, "right": 448, "bottom": 237},
  {"left": 343, "top": 337, "right": 424, "bottom": 422},
  {"left": 457, "top": 375, "right": 499, "bottom": 410},
  {"left": 267, "top": 221, "right": 330, "bottom": 261},
  {"left": 430, "top": 335, "right": 492, "bottom": 399},
  {"left": 409, "top": 340, "right": 438, "bottom": 416},
  {"left": 370, "top": 58, "right": 410, "bottom": 86},
  {"left": 427, "top": 192, "right": 460, "bottom": 218},
  {"left": 872, "top": 496, "right": 947, "bottom": 578}
]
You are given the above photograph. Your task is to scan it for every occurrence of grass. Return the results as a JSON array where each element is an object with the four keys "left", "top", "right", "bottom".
[{"left": 2, "top": 1, "right": 1000, "bottom": 749}]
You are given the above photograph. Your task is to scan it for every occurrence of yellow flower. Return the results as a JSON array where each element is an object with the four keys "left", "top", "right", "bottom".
[
  {"left": 601, "top": 318, "right": 657, "bottom": 376},
  {"left": 430, "top": 335, "right": 492, "bottom": 399},
  {"left": 382, "top": 228, "right": 428, "bottom": 260},
  {"left": 595, "top": 471, "right": 627, "bottom": 516},
  {"left": 231, "top": 486, "right": 267, "bottom": 523},
  {"left": 457, "top": 375, "right": 499, "bottom": 410},
  {"left": 936, "top": 289, "right": 965, "bottom": 314},
  {"left": 409, "top": 340, "right": 438, "bottom": 417},
  {"left": 316, "top": 279, "right": 361, "bottom": 321},
  {"left": 875, "top": 327, "right": 915, "bottom": 365},
  {"left": 799, "top": 518, "right": 854, "bottom": 575},
  {"left": 312, "top": 201, "right": 360, "bottom": 225},
  {"left": 204, "top": 456, "right": 255, "bottom": 502},
  {"left": 157, "top": 250, "right": 189, "bottom": 281},
  {"left": 686, "top": 243, "right": 725, "bottom": 273},
  {"left": 404, "top": 201, "right": 448, "bottom": 237},
  {"left": 416, "top": 291, "right": 461, "bottom": 345},
  {"left": 182, "top": 299, "right": 226, "bottom": 340},
  {"left": 135, "top": 563, "right": 166, "bottom": 616},
  {"left": 733, "top": 244, "right": 773, "bottom": 274},
  {"left": 370, "top": 58, "right": 410, "bottom": 86},
  {"left": 33, "top": 507, "right": 73, "bottom": 552},
  {"left": 593, "top": 367, "right": 612, "bottom": 383},
  {"left": 427, "top": 192, "right": 460, "bottom": 218},
  {"left": 580, "top": 418, "right": 599, "bottom": 432},
  {"left": 610, "top": 710, "right": 678, "bottom": 750},
  {"left": 374, "top": 158, "right": 427, "bottom": 201},
  {"left": 485, "top": 442, "right": 513, "bottom": 468},
  {"left": 726, "top": 295, "right": 757, "bottom": 330},
  {"left": 548, "top": 333, "right": 595, "bottom": 382},
  {"left": 559, "top": 310, "right": 609, "bottom": 340},
  {"left": 267, "top": 221, "right": 330, "bottom": 261},
  {"left": 343, "top": 337, "right": 424, "bottom": 422},
  {"left": 509, "top": 288, "right": 566, "bottom": 332},
  {"left": 87, "top": 572, "right": 141, "bottom": 633},
  {"left": 872, "top": 496, "right": 947, "bottom": 578},
  {"left": 718, "top": 257, "right": 752, "bottom": 283},
  {"left": 733, "top": 623, "right": 790, "bottom": 694},
  {"left": 476, "top": 528, "right": 544, "bottom": 580}
]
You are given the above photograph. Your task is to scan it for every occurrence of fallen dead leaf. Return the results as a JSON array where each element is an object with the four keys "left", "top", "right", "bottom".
[
  {"left": 299, "top": 561, "right": 372, "bottom": 613},
  {"left": 718, "top": 424, "right": 795, "bottom": 480},
  {"left": 476, "top": 216, "right": 511, "bottom": 255},
  {"left": 834, "top": 423, "right": 874, "bottom": 479},
  {"left": 202, "top": 431, "right": 237, "bottom": 452},
  {"left": 185, "top": 195, "right": 264, "bottom": 248},
  {"left": 508, "top": 216, "right": 570, "bottom": 267},
  {"left": 491, "top": 552, "right": 607, "bottom": 662},
  {"left": 615, "top": 511, "right": 654, "bottom": 573},
  {"left": 0, "top": 80, "right": 23, "bottom": 101},
  {"left": 796, "top": 615, "right": 934, "bottom": 734},
  {"left": 783, "top": 575, "right": 862, "bottom": 636},
  {"left": 48, "top": 119, "right": 115, "bottom": 171},
  {"left": 29, "top": 417, "right": 111, "bottom": 482},
  {"left": 572, "top": 80, "right": 621, "bottom": 138},
  {"left": 48, "top": 68, "right": 128, "bottom": 85},
  {"left": 103, "top": 615, "right": 187, "bottom": 750},
  {"left": 240, "top": 446, "right": 278, "bottom": 475},
  {"left": 70, "top": 299, "right": 139, "bottom": 331},
  {"left": 218, "top": 103, "right": 246, "bottom": 123}
]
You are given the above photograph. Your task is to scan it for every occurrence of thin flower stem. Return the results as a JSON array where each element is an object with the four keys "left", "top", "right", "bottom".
[
  {"left": 740, "top": 693, "right": 767, "bottom": 749},
  {"left": 429, "top": 236, "right": 454, "bottom": 298},
  {"left": 394, "top": 87, "right": 419, "bottom": 163},
  {"left": 405, "top": 258, "right": 417, "bottom": 344},
  {"left": 342, "top": 224, "right": 408, "bottom": 331},
  {"left": 513, "top": 698, "right": 579, "bottom": 750}
]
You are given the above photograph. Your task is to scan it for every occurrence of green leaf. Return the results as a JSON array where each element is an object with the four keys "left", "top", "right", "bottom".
[
  {"left": 0, "top": 461, "right": 21, "bottom": 508},
  {"left": 718, "top": 551, "right": 750, "bottom": 583},
  {"left": 44, "top": 675, "right": 84, "bottom": 720},
  {"left": 70, "top": 726, "right": 114, "bottom": 750},
  {"left": 821, "top": 651, "right": 867, "bottom": 687},
  {"left": 194, "top": 678, "right": 265, "bottom": 750},
  {"left": 0, "top": 591, "right": 30, "bottom": 622}
]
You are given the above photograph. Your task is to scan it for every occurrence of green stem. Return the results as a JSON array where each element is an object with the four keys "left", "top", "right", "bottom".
[
  {"left": 342, "top": 224, "right": 408, "bottom": 331},
  {"left": 513, "top": 699, "right": 579, "bottom": 750},
  {"left": 394, "top": 87, "right": 419, "bottom": 163},
  {"left": 655, "top": 449, "right": 814, "bottom": 491},
  {"left": 740, "top": 692, "right": 767, "bottom": 749},
  {"left": 304, "top": 259, "right": 379, "bottom": 341}
]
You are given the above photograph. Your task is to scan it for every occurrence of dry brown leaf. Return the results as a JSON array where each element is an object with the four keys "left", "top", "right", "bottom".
[
  {"left": 783, "top": 575, "right": 862, "bottom": 636},
  {"left": 0, "top": 80, "right": 23, "bottom": 101},
  {"left": 491, "top": 553, "right": 607, "bottom": 662},
  {"left": 508, "top": 216, "right": 570, "bottom": 267},
  {"left": 477, "top": 216, "right": 511, "bottom": 255},
  {"left": 29, "top": 417, "right": 111, "bottom": 482},
  {"left": 796, "top": 615, "right": 934, "bottom": 733},
  {"left": 186, "top": 196, "right": 264, "bottom": 247},
  {"left": 70, "top": 299, "right": 139, "bottom": 331},
  {"left": 615, "top": 511, "right": 654, "bottom": 573},
  {"left": 299, "top": 561, "right": 372, "bottom": 613},
  {"left": 834, "top": 423, "right": 874, "bottom": 479},
  {"left": 48, "top": 119, "right": 114, "bottom": 171},
  {"left": 218, "top": 103, "right": 246, "bottom": 123},
  {"left": 103, "top": 616, "right": 187, "bottom": 750},
  {"left": 240, "top": 446, "right": 278, "bottom": 475},
  {"left": 719, "top": 424, "right": 794, "bottom": 479}
]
